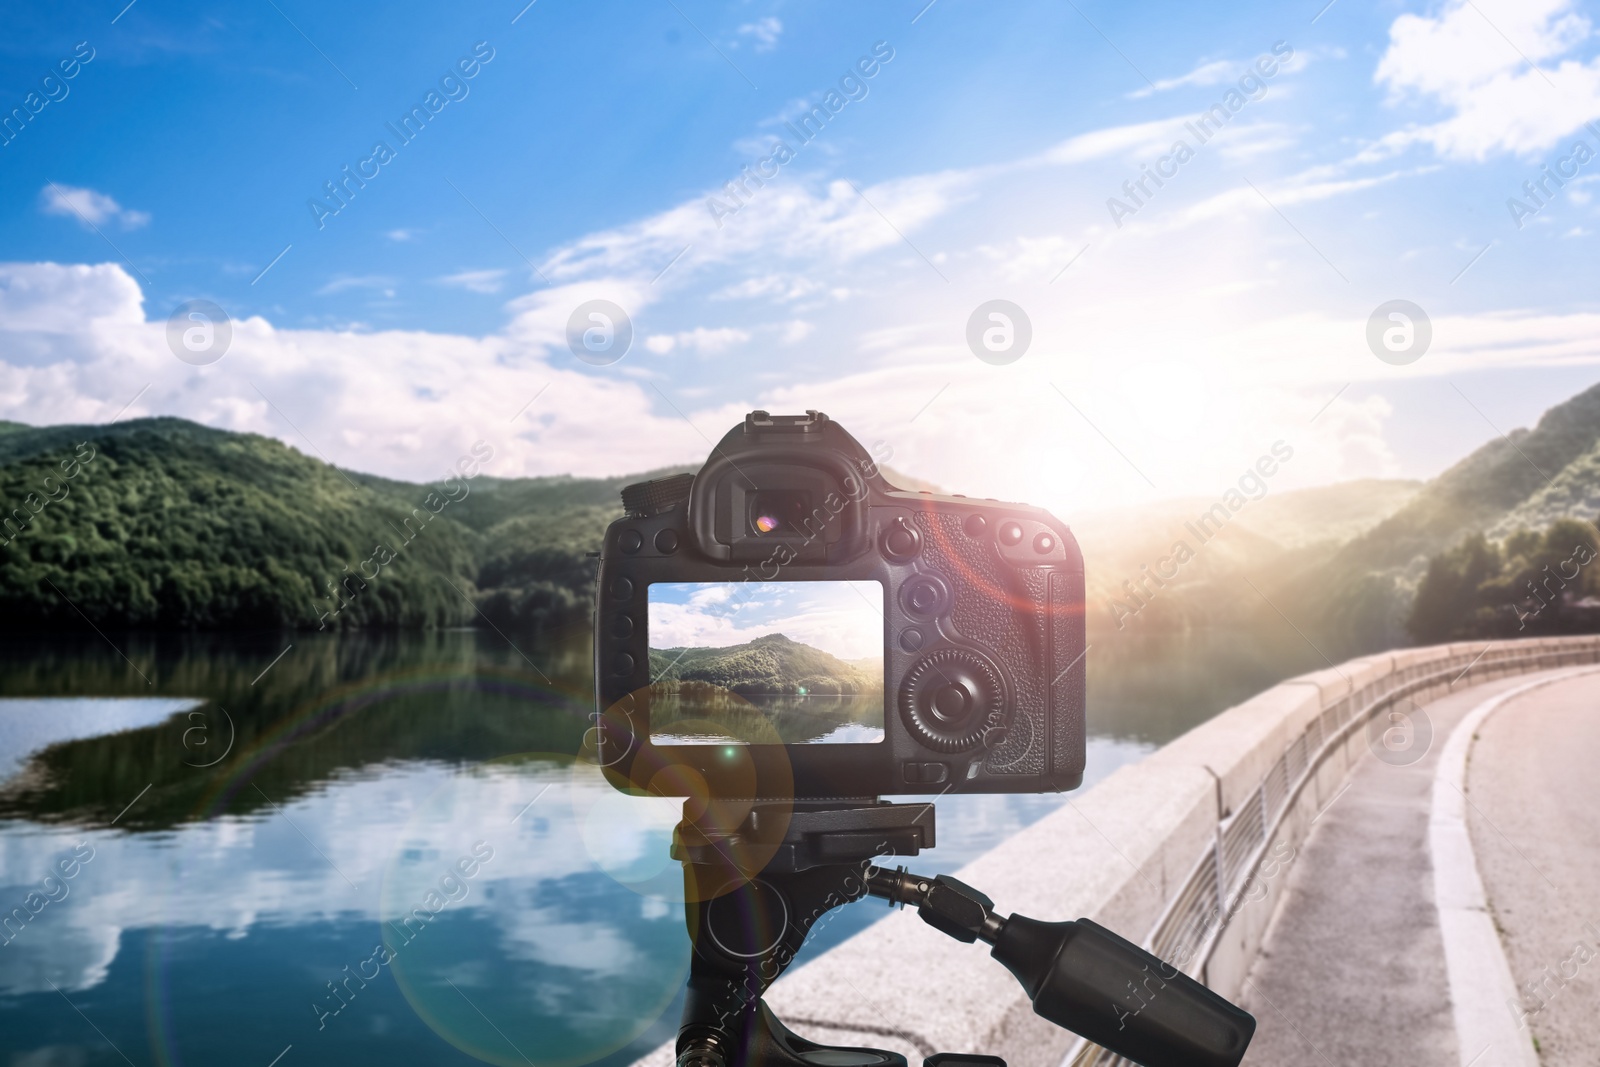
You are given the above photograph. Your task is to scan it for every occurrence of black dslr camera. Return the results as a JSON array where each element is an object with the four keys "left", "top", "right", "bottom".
[
  {"left": 592, "top": 412, "right": 1253, "bottom": 1067},
  {"left": 594, "top": 409, "right": 1086, "bottom": 799}
]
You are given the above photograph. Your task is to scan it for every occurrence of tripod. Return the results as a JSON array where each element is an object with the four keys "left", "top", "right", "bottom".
[{"left": 669, "top": 800, "right": 1255, "bottom": 1067}]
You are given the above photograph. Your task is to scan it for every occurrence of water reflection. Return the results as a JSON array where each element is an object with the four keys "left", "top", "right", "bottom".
[
  {"left": 649, "top": 685, "right": 885, "bottom": 745},
  {"left": 0, "top": 623, "right": 1314, "bottom": 1066}
]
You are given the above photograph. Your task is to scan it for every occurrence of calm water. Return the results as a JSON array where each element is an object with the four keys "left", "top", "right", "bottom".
[
  {"left": 649, "top": 689, "right": 886, "bottom": 745},
  {"left": 0, "top": 623, "right": 1323, "bottom": 1067}
]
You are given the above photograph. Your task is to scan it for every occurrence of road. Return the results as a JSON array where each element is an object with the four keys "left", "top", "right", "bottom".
[
  {"left": 1466, "top": 669, "right": 1600, "bottom": 1067},
  {"left": 1238, "top": 668, "right": 1600, "bottom": 1067}
]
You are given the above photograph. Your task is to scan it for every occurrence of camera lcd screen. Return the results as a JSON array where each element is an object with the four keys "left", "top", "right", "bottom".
[{"left": 646, "top": 581, "right": 885, "bottom": 745}]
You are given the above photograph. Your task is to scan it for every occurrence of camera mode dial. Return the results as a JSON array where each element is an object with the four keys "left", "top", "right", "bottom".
[
  {"left": 900, "top": 648, "right": 1006, "bottom": 753},
  {"left": 621, "top": 473, "right": 694, "bottom": 517}
]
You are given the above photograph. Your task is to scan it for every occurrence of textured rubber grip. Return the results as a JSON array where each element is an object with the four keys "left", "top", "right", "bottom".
[
  {"left": 621, "top": 473, "right": 694, "bottom": 517},
  {"left": 992, "top": 916, "right": 1255, "bottom": 1067}
]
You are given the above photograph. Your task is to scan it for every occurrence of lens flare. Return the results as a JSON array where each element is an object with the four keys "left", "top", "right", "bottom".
[
  {"left": 754, "top": 514, "right": 779, "bottom": 533},
  {"left": 381, "top": 755, "right": 690, "bottom": 1067}
]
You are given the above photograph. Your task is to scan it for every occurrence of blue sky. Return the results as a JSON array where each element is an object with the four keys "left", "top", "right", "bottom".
[
  {"left": 4, "top": 0, "right": 1600, "bottom": 514},
  {"left": 649, "top": 580, "right": 884, "bottom": 662}
]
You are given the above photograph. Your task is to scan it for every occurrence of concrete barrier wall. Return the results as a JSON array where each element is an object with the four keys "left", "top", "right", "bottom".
[{"left": 632, "top": 636, "right": 1600, "bottom": 1067}]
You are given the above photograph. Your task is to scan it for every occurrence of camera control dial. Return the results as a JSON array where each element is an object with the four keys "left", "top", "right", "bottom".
[
  {"left": 621, "top": 472, "right": 694, "bottom": 517},
  {"left": 901, "top": 648, "right": 1006, "bottom": 753}
]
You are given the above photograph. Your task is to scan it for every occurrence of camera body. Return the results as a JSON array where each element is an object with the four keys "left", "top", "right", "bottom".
[{"left": 594, "top": 410, "right": 1085, "bottom": 799}]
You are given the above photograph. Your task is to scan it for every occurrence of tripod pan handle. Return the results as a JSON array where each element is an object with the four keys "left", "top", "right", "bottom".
[{"left": 990, "top": 915, "right": 1255, "bottom": 1067}]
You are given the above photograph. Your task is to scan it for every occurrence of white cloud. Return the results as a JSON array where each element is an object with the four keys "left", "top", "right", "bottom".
[
  {"left": 0, "top": 758, "right": 683, "bottom": 997},
  {"left": 712, "top": 274, "right": 825, "bottom": 302},
  {"left": 649, "top": 581, "right": 882, "bottom": 661},
  {"left": 1375, "top": 0, "right": 1600, "bottom": 159},
  {"left": 1037, "top": 117, "right": 1196, "bottom": 165},
  {"left": 5, "top": 258, "right": 1600, "bottom": 518},
  {"left": 438, "top": 269, "right": 507, "bottom": 294},
  {"left": 5, "top": 76, "right": 1600, "bottom": 520},
  {"left": 537, "top": 170, "right": 978, "bottom": 284},
  {"left": 1127, "top": 59, "right": 1236, "bottom": 99},
  {"left": 316, "top": 274, "right": 396, "bottom": 297},
  {"left": 386, "top": 228, "right": 419, "bottom": 242},
  {"left": 642, "top": 326, "right": 751, "bottom": 356},
  {"left": 38, "top": 185, "right": 150, "bottom": 230},
  {"left": 735, "top": 17, "right": 782, "bottom": 52}
]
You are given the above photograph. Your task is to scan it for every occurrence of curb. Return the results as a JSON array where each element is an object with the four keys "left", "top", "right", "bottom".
[{"left": 1429, "top": 666, "right": 1600, "bottom": 1067}]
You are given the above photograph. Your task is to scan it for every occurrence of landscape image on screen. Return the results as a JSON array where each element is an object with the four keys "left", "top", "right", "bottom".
[{"left": 647, "top": 581, "right": 885, "bottom": 745}]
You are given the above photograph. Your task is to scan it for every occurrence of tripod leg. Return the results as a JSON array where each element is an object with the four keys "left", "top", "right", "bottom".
[
  {"left": 678, "top": 987, "right": 907, "bottom": 1067},
  {"left": 675, "top": 862, "right": 906, "bottom": 1067}
]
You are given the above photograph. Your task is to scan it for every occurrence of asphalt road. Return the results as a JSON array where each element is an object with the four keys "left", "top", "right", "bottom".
[
  {"left": 1237, "top": 672, "right": 1546, "bottom": 1067},
  {"left": 1466, "top": 670, "right": 1600, "bottom": 1067}
]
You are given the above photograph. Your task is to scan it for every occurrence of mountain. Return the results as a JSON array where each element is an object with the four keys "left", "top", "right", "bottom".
[
  {"left": 1075, "top": 478, "right": 1423, "bottom": 647},
  {"left": 346, "top": 465, "right": 693, "bottom": 532},
  {"left": 1077, "top": 380, "right": 1600, "bottom": 655},
  {"left": 1269, "top": 381, "right": 1600, "bottom": 651},
  {"left": 1074, "top": 478, "right": 1421, "bottom": 600},
  {"left": 9, "top": 377, "right": 1600, "bottom": 647},
  {"left": 649, "top": 633, "right": 876, "bottom": 695},
  {"left": 841, "top": 655, "right": 885, "bottom": 677},
  {"left": 0, "top": 417, "right": 626, "bottom": 632},
  {"left": 1335, "top": 382, "right": 1600, "bottom": 573}
]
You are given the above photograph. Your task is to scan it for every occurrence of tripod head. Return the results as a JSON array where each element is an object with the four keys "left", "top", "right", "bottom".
[{"left": 670, "top": 800, "right": 1254, "bottom": 1067}]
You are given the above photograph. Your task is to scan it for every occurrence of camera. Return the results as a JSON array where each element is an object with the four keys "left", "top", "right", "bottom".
[
  {"left": 593, "top": 409, "right": 1085, "bottom": 799},
  {"left": 592, "top": 412, "right": 1255, "bottom": 1067}
]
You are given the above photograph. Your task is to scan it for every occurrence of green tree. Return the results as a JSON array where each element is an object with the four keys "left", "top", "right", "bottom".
[{"left": 1406, "top": 532, "right": 1502, "bottom": 642}]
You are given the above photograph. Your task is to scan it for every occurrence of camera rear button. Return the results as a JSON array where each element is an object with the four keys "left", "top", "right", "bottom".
[
  {"left": 611, "top": 652, "right": 635, "bottom": 676},
  {"left": 999, "top": 521, "right": 1023, "bottom": 546},
  {"left": 610, "top": 577, "right": 634, "bottom": 600},
  {"left": 900, "top": 574, "right": 951, "bottom": 617},
  {"left": 963, "top": 514, "right": 987, "bottom": 538},
  {"left": 654, "top": 529, "right": 679, "bottom": 553},
  {"left": 932, "top": 683, "right": 971, "bottom": 721},
  {"left": 1033, "top": 532, "right": 1055, "bottom": 553},
  {"left": 900, "top": 628, "right": 925, "bottom": 652},
  {"left": 609, "top": 615, "right": 634, "bottom": 639},
  {"left": 883, "top": 517, "right": 921, "bottom": 561},
  {"left": 618, "top": 530, "right": 644, "bottom": 553}
]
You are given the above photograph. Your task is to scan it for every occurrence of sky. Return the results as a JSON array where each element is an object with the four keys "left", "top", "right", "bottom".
[
  {"left": 3, "top": 0, "right": 1600, "bottom": 517},
  {"left": 648, "top": 580, "right": 885, "bottom": 663}
]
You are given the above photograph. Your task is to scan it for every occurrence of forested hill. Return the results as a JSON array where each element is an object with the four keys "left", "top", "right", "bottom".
[
  {"left": 10, "top": 377, "right": 1600, "bottom": 644},
  {"left": 1275, "top": 379, "right": 1600, "bottom": 650},
  {"left": 1331, "top": 380, "right": 1600, "bottom": 573},
  {"left": 649, "top": 633, "right": 876, "bottom": 695},
  {"left": 0, "top": 416, "right": 686, "bottom": 632},
  {"left": 1065, "top": 378, "right": 1600, "bottom": 657}
]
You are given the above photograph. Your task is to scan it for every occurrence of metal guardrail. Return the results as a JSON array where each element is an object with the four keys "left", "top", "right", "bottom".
[{"left": 1065, "top": 638, "right": 1600, "bottom": 1067}]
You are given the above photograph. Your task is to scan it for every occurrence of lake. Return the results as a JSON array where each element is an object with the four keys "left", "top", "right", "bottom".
[
  {"left": 0, "top": 622, "right": 1325, "bottom": 1067},
  {"left": 648, "top": 688, "right": 885, "bottom": 745}
]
